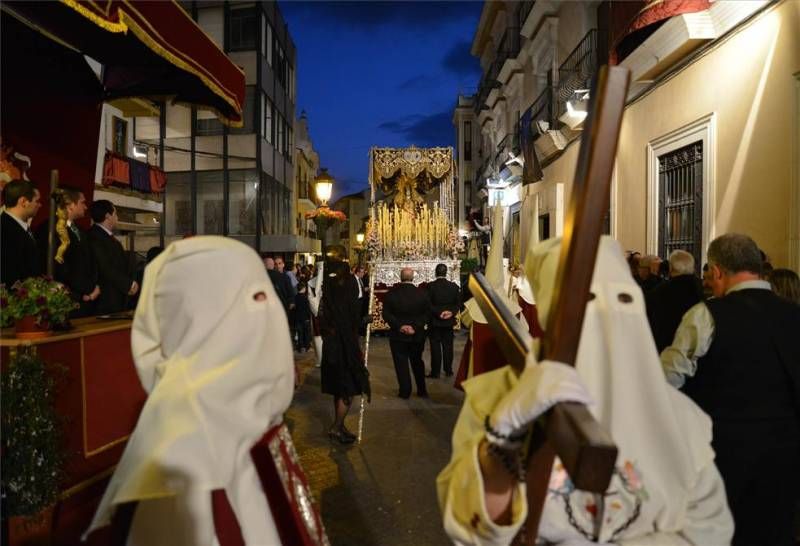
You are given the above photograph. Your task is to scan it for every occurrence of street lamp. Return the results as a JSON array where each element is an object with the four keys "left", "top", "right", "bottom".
[
  {"left": 355, "top": 232, "right": 366, "bottom": 266},
  {"left": 314, "top": 168, "right": 334, "bottom": 207}
]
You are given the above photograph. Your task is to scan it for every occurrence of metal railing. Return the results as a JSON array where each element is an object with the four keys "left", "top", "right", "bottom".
[
  {"left": 522, "top": 85, "right": 556, "bottom": 136},
  {"left": 555, "top": 29, "right": 604, "bottom": 119},
  {"left": 494, "top": 133, "right": 511, "bottom": 169}
]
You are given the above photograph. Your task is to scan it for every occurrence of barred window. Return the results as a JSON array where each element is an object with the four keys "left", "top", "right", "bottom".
[{"left": 658, "top": 141, "right": 703, "bottom": 270}]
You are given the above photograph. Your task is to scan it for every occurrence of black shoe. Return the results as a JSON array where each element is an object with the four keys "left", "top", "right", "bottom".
[
  {"left": 399, "top": 392, "right": 411, "bottom": 399},
  {"left": 340, "top": 425, "right": 357, "bottom": 441},
  {"left": 328, "top": 427, "right": 356, "bottom": 445},
  {"left": 418, "top": 392, "right": 429, "bottom": 398},
  {"left": 444, "top": 371, "right": 453, "bottom": 377},
  {"left": 426, "top": 373, "right": 439, "bottom": 379}
]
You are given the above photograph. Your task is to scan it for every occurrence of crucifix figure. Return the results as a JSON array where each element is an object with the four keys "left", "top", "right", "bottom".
[{"left": 436, "top": 66, "right": 734, "bottom": 546}]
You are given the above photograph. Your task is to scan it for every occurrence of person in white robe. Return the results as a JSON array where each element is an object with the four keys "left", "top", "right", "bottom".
[
  {"left": 309, "top": 261, "right": 324, "bottom": 367},
  {"left": 438, "top": 236, "right": 733, "bottom": 546},
  {"left": 456, "top": 205, "right": 525, "bottom": 386},
  {"left": 84, "top": 236, "right": 299, "bottom": 545}
]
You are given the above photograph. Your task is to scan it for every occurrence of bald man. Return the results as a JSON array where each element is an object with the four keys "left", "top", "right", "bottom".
[{"left": 382, "top": 267, "right": 432, "bottom": 398}]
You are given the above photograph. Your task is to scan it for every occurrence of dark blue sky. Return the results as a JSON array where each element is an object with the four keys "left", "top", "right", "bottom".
[{"left": 279, "top": 1, "right": 483, "bottom": 199}]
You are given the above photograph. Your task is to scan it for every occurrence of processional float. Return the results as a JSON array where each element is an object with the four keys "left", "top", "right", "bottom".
[{"left": 357, "top": 145, "right": 463, "bottom": 440}]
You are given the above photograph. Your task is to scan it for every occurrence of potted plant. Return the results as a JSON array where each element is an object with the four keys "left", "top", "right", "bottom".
[
  {"left": 0, "top": 277, "right": 77, "bottom": 338},
  {"left": 305, "top": 207, "right": 347, "bottom": 240},
  {"left": 1, "top": 350, "right": 65, "bottom": 543}
]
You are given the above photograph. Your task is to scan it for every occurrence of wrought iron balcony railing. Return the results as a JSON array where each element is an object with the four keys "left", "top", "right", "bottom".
[
  {"left": 521, "top": 85, "right": 556, "bottom": 138},
  {"left": 555, "top": 29, "right": 604, "bottom": 120}
]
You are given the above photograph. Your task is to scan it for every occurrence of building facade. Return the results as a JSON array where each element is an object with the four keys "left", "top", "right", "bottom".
[
  {"left": 452, "top": 95, "right": 482, "bottom": 232},
  {"left": 134, "top": 0, "right": 301, "bottom": 259},
  {"left": 294, "top": 111, "right": 322, "bottom": 263},
  {"left": 462, "top": 0, "right": 799, "bottom": 270}
]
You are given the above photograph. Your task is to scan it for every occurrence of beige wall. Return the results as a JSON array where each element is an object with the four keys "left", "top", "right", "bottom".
[{"left": 535, "top": 0, "right": 800, "bottom": 267}]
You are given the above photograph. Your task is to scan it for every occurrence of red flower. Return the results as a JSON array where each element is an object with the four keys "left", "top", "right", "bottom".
[
  {"left": 0, "top": 297, "right": 7, "bottom": 308},
  {"left": 35, "top": 296, "right": 47, "bottom": 306},
  {"left": 16, "top": 287, "right": 28, "bottom": 298}
]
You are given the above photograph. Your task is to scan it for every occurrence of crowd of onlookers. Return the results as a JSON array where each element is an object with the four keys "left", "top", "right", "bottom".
[
  {"left": 260, "top": 256, "right": 369, "bottom": 353},
  {"left": 624, "top": 248, "right": 799, "bottom": 355},
  {"left": 627, "top": 238, "right": 800, "bottom": 546}
]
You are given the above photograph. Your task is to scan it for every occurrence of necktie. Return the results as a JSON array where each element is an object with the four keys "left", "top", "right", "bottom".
[
  {"left": 69, "top": 223, "right": 81, "bottom": 241},
  {"left": 26, "top": 226, "right": 34, "bottom": 240}
]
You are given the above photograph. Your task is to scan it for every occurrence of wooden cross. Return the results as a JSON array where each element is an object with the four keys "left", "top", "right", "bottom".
[{"left": 469, "top": 65, "right": 631, "bottom": 545}]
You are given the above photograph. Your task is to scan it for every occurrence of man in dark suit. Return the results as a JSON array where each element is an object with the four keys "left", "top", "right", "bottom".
[
  {"left": 87, "top": 200, "right": 138, "bottom": 314},
  {"left": 426, "top": 263, "right": 460, "bottom": 378},
  {"left": 645, "top": 249, "right": 703, "bottom": 352},
  {"left": 36, "top": 188, "right": 99, "bottom": 317},
  {"left": 382, "top": 267, "right": 431, "bottom": 398},
  {"left": 1, "top": 179, "right": 42, "bottom": 286},
  {"left": 0, "top": 180, "right": 42, "bottom": 288},
  {"left": 264, "top": 256, "right": 291, "bottom": 318}
]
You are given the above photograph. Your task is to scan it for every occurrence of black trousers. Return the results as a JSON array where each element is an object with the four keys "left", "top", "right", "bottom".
[
  {"left": 428, "top": 325, "right": 454, "bottom": 377},
  {"left": 389, "top": 339, "right": 427, "bottom": 398},
  {"left": 295, "top": 319, "right": 311, "bottom": 350},
  {"left": 713, "top": 422, "right": 800, "bottom": 546}
]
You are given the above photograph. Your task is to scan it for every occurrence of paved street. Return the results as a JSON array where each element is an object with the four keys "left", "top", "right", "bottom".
[{"left": 286, "top": 333, "right": 467, "bottom": 546}]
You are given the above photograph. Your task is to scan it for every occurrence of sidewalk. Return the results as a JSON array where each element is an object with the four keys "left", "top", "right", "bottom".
[{"left": 286, "top": 333, "right": 467, "bottom": 546}]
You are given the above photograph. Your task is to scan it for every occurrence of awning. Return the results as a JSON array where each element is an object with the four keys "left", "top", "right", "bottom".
[{"left": 3, "top": 0, "right": 245, "bottom": 126}]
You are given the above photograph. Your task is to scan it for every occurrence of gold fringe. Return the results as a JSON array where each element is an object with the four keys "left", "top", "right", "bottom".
[
  {"left": 58, "top": 0, "right": 244, "bottom": 127},
  {"left": 59, "top": 0, "right": 127, "bottom": 33}
]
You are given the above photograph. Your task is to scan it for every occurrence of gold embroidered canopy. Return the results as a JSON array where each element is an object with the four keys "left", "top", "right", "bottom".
[{"left": 369, "top": 146, "right": 455, "bottom": 221}]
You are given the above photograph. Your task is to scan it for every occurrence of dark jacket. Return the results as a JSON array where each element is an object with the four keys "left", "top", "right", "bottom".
[
  {"left": 683, "top": 288, "right": 800, "bottom": 430},
  {"left": 87, "top": 224, "right": 133, "bottom": 314},
  {"left": 382, "top": 282, "right": 431, "bottom": 343},
  {"left": 268, "top": 269, "right": 292, "bottom": 314},
  {"left": 1, "top": 211, "right": 41, "bottom": 286},
  {"left": 36, "top": 222, "right": 97, "bottom": 298},
  {"left": 294, "top": 291, "right": 311, "bottom": 321},
  {"left": 426, "top": 277, "right": 461, "bottom": 328},
  {"left": 645, "top": 274, "right": 703, "bottom": 352}
]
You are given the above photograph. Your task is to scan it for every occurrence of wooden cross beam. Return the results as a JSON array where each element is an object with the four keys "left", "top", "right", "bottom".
[{"left": 469, "top": 65, "right": 630, "bottom": 545}]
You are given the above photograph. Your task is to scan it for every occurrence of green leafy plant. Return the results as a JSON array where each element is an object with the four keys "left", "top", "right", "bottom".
[
  {"left": 0, "top": 277, "right": 77, "bottom": 328},
  {"left": 460, "top": 258, "right": 479, "bottom": 273},
  {"left": 1, "top": 351, "right": 65, "bottom": 516}
]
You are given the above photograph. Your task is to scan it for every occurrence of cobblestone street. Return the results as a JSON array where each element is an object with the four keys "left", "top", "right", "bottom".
[{"left": 286, "top": 333, "right": 467, "bottom": 546}]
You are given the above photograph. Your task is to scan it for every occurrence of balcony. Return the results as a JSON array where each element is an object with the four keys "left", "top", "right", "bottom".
[
  {"left": 496, "top": 28, "right": 521, "bottom": 68},
  {"left": 521, "top": 85, "right": 556, "bottom": 137},
  {"left": 555, "top": 29, "right": 604, "bottom": 121},
  {"left": 494, "top": 133, "right": 511, "bottom": 170}
]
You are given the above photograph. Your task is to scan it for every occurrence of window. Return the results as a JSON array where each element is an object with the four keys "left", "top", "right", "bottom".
[
  {"left": 658, "top": 141, "right": 703, "bottom": 269},
  {"left": 166, "top": 172, "right": 192, "bottom": 237},
  {"left": 231, "top": 86, "right": 255, "bottom": 134},
  {"left": 112, "top": 116, "right": 127, "bottom": 155},
  {"left": 287, "top": 127, "right": 293, "bottom": 161},
  {"left": 197, "top": 171, "right": 224, "bottom": 235},
  {"left": 264, "top": 98, "right": 274, "bottom": 144},
  {"left": 266, "top": 19, "right": 273, "bottom": 66},
  {"left": 464, "top": 121, "right": 472, "bottom": 161},
  {"left": 288, "top": 65, "right": 295, "bottom": 101},
  {"left": 229, "top": 170, "right": 258, "bottom": 235},
  {"left": 276, "top": 114, "right": 284, "bottom": 155},
  {"left": 229, "top": 7, "right": 256, "bottom": 50},
  {"left": 197, "top": 117, "right": 224, "bottom": 136}
]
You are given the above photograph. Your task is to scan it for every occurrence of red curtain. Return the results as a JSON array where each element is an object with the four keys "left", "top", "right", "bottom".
[{"left": 1, "top": 14, "right": 103, "bottom": 229}]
